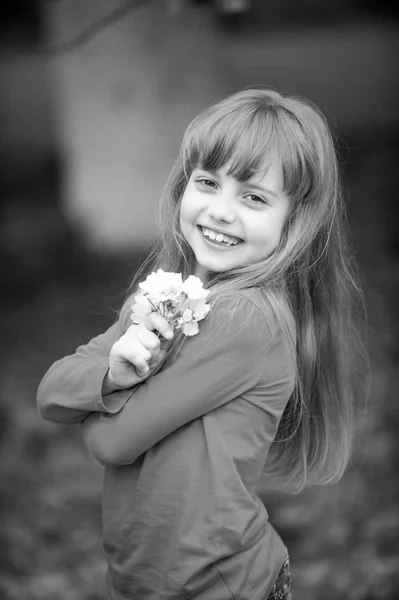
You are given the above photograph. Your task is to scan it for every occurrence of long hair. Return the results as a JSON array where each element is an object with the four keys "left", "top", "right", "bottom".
[{"left": 119, "top": 88, "right": 368, "bottom": 491}]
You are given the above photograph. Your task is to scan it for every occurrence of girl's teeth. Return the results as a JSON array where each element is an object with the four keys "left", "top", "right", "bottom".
[{"left": 201, "top": 227, "right": 240, "bottom": 246}]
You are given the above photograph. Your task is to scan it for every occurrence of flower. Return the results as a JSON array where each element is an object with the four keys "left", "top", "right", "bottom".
[
  {"left": 183, "top": 275, "right": 209, "bottom": 300},
  {"left": 131, "top": 270, "right": 210, "bottom": 337},
  {"left": 138, "top": 269, "right": 183, "bottom": 304},
  {"left": 177, "top": 318, "right": 199, "bottom": 337},
  {"left": 130, "top": 295, "right": 153, "bottom": 324}
]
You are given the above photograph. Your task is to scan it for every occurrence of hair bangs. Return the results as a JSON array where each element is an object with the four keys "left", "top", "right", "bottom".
[
  {"left": 274, "top": 106, "right": 315, "bottom": 202},
  {"left": 182, "top": 105, "right": 281, "bottom": 182},
  {"left": 183, "top": 102, "right": 312, "bottom": 202},
  {"left": 280, "top": 139, "right": 313, "bottom": 202}
]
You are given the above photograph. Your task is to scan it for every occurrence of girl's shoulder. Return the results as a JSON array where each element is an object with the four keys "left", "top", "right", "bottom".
[
  {"left": 208, "top": 288, "right": 296, "bottom": 349},
  {"left": 236, "top": 288, "right": 296, "bottom": 340}
]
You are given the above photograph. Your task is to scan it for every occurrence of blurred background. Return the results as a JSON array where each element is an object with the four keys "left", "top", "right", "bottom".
[{"left": 0, "top": 1, "right": 398, "bottom": 598}]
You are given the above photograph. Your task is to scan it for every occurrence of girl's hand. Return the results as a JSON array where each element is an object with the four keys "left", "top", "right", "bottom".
[{"left": 104, "top": 313, "right": 174, "bottom": 392}]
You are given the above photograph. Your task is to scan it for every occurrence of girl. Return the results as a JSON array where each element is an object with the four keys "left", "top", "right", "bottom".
[{"left": 37, "top": 88, "right": 366, "bottom": 600}]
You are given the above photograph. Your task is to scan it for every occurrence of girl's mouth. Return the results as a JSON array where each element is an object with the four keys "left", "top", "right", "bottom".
[{"left": 198, "top": 226, "right": 243, "bottom": 248}]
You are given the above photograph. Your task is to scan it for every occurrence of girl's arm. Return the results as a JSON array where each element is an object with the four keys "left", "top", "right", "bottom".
[
  {"left": 81, "top": 297, "right": 293, "bottom": 467},
  {"left": 37, "top": 313, "right": 173, "bottom": 425},
  {"left": 37, "top": 323, "right": 132, "bottom": 424}
]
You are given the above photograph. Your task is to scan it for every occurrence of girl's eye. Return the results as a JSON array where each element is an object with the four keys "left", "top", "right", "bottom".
[
  {"left": 197, "top": 178, "right": 217, "bottom": 189},
  {"left": 246, "top": 193, "right": 267, "bottom": 205}
]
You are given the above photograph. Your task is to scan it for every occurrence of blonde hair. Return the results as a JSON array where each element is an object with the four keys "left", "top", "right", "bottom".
[{"left": 119, "top": 88, "right": 368, "bottom": 491}]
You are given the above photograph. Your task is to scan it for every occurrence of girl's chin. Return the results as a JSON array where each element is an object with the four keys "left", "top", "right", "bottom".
[{"left": 195, "top": 259, "right": 241, "bottom": 275}]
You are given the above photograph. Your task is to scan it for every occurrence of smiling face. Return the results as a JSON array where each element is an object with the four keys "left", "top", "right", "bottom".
[{"left": 179, "top": 161, "right": 291, "bottom": 278}]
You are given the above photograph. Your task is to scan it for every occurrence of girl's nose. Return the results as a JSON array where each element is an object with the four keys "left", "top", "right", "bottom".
[{"left": 207, "top": 192, "right": 236, "bottom": 223}]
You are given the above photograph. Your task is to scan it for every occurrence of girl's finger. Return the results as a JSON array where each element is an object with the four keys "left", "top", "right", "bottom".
[
  {"left": 143, "top": 313, "right": 174, "bottom": 339},
  {"left": 117, "top": 342, "right": 151, "bottom": 373},
  {"left": 138, "top": 347, "right": 167, "bottom": 377},
  {"left": 148, "top": 347, "right": 167, "bottom": 368},
  {"left": 136, "top": 368, "right": 149, "bottom": 378},
  {"left": 136, "top": 327, "right": 162, "bottom": 352}
]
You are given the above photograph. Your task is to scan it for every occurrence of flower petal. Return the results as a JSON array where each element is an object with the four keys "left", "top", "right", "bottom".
[
  {"left": 193, "top": 304, "right": 211, "bottom": 321},
  {"left": 182, "top": 320, "right": 199, "bottom": 336},
  {"left": 183, "top": 275, "right": 209, "bottom": 300},
  {"left": 130, "top": 313, "right": 145, "bottom": 324},
  {"left": 182, "top": 308, "right": 193, "bottom": 322},
  {"left": 131, "top": 295, "right": 153, "bottom": 316}
]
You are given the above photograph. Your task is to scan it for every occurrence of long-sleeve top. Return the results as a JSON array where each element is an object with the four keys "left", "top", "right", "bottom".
[{"left": 37, "top": 290, "right": 296, "bottom": 600}]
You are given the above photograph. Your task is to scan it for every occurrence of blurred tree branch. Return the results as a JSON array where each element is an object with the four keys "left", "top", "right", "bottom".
[
  {"left": 2, "top": 0, "right": 157, "bottom": 56},
  {"left": 42, "top": 0, "right": 157, "bottom": 55}
]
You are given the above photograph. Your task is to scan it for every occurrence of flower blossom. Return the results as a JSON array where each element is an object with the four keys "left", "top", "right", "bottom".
[
  {"left": 138, "top": 270, "right": 184, "bottom": 304},
  {"left": 183, "top": 275, "right": 209, "bottom": 300},
  {"left": 131, "top": 271, "right": 210, "bottom": 337}
]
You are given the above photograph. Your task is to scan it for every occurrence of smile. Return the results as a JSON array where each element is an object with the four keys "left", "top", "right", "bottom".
[{"left": 199, "top": 226, "right": 243, "bottom": 247}]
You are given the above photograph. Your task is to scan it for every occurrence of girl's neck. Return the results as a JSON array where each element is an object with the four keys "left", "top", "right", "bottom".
[{"left": 194, "top": 264, "right": 209, "bottom": 281}]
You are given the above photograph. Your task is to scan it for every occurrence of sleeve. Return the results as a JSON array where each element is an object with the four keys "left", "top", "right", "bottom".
[
  {"left": 81, "top": 297, "right": 282, "bottom": 466},
  {"left": 37, "top": 323, "right": 135, "bottom": 425}
]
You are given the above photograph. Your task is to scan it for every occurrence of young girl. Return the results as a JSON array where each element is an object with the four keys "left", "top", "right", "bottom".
[{"left": 37, "top": 88, "right": 366, "bottom": 600}]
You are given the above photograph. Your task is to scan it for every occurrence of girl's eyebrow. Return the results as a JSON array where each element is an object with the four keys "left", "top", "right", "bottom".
[
  {"left": 243, "top": 181, "right": 280, "bottom": 199},
  {"left": 194, "top": 168, "right": 280, "bottom": 199}
]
